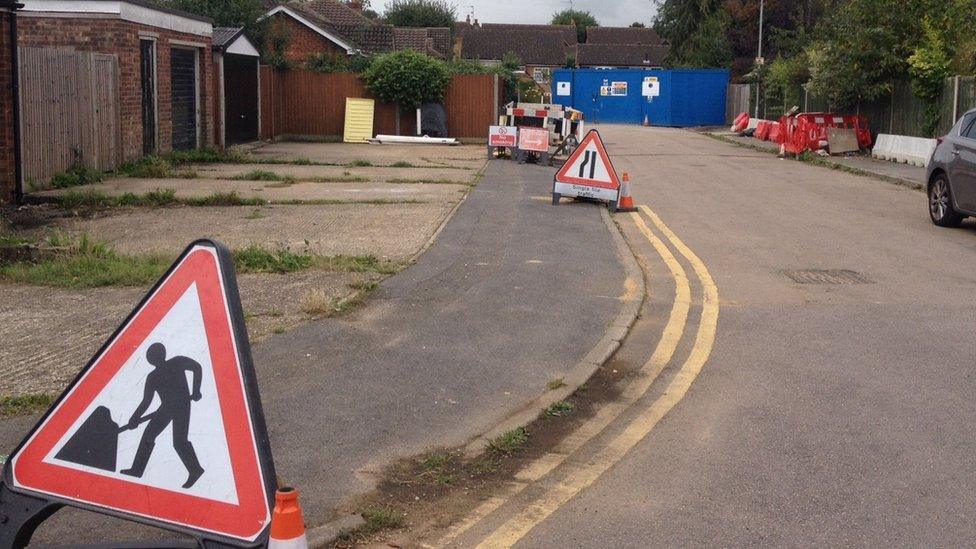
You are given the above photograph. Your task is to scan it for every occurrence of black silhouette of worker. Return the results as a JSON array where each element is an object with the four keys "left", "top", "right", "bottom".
[{"left": 120, "top": 342, "right": 205, "bottom": 489}]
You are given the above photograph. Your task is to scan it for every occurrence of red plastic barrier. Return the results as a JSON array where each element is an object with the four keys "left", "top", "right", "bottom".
[
  {"left": 776, "top": 112, "right": 873, "bottom": 154},
  {"left": 755, "top": 121, "right": 771, "bottom": 141},
  {"left": 731, "top": 112, "right": 750, "bottom": 133},
  {"left": 768, "top": 122, "right": 781, "bottom": 143}
]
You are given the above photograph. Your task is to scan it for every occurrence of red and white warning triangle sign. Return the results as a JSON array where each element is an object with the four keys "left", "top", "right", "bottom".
[
  {"left": 4, "top": 240, "right": 275, "bottom": 544},
  {"left": 553, "top": 129, "right": 621, "bottom": 204}
]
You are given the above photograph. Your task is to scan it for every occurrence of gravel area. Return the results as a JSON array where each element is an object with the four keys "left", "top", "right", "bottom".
[{"left": 0, "top": 270, "right": 369, "bottom": 397}]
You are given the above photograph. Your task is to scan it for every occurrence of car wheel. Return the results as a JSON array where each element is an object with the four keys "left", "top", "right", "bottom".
[{"left": 929, "top": 174, "right": 965, "bottom": 227}]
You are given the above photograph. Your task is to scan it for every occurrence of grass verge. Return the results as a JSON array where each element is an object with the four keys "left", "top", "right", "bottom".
[
  {"left": 56, "top": 190, "right": 265, "bottom": 208},
  {"left": 705, "top": 133, "right": 924, "bottom": 191},
  {"left": 0, "top": 394, "right": 55, "bottom": 417},
  {"left": 0, "top": 236, "right": 402, "bottom": 287},
  {"left": 386, "top": 177, "right": 469, "bottom": 185}
]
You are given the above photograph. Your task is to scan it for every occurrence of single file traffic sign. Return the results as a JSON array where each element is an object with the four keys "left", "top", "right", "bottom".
[
  {"left": 553, "top": 129, "right": 621, "bottom": 207},
  {"left": 1, "top": 239, "right": 276, "bottom": 547}
]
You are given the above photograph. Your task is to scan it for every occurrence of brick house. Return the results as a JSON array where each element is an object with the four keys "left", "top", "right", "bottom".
[
  {"left": 263, "top": 0, "right": 450, "bottom": 66},
  {"left": 0, "top": 0, "right": 19, "bottom": 203},
  {"left": 15, "top": 0, "right": 213, "bottom": 186},
  {"left": 457, "top": 23, "right": 577, "bottom": 83},
  {"left": 457, "top": 22, "right": 672, "bottom": 72},
  {"left": 579, "top": 26, "right": 669, "bottom": 69}
]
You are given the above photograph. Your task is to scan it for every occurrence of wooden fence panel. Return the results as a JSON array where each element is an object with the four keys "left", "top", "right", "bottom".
[
  {"left": 259, "top": 69, "right": 498, "bottom": 139},
  {"left": 19, "top": 47, "right": 120, "bottom": 186}
]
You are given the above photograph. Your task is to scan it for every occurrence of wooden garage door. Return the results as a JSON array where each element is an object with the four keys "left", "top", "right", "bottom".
[
  {"left": 18, "top": 47, "right": 120, "bottom": 185},
  {"left": 224, "top": 54, "right": 258, "bottom": 145},
  {"left": 170, "top": 48, "right": 197, "bottom": 151}
]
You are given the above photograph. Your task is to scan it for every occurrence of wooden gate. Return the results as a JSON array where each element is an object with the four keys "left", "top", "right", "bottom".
[{"left": 18, "top": 47, "right": 121, "bottom": 187}]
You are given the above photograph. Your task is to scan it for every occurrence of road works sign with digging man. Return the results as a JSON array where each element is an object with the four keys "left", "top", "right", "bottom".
[{"left": 0, "top": 240, "right": 277, "bottom": 548}]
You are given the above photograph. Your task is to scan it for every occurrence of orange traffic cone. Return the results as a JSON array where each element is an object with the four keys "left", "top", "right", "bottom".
[
  {"left": 269, "top": 487, "right": 308, "bottom": 549},
  {"left": 616, "top": 172, "right": 637, "bottom": 213}
]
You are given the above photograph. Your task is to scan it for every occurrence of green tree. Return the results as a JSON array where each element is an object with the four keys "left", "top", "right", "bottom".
[
  {"left": 674, "top": 10, "right": 733, "bottom": 68},
  {"left": 164, "top": 0, "right": 270, "bottom": 55},
  {"left": 551, "top": 9, "right": 599, "bottom": 42},
  {"left": 630, "top": 22, "right": 646, "bottom": 28},
  {"left": 383, "top": 0, "right": 456, "bottom": 30},
  {"left": 164, "top": 0, "right": 264, "bottom": 27},
  {"left": 363, "top": 50, "right": 451, "bottom": 110},
  {"left": 803, "top": 0, "right": 966, "bottom": 108}
]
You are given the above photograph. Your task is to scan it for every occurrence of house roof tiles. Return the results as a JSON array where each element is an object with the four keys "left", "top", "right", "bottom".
[
  {"left": 460, "top": 27, "right": 575, "bottom": 65},
  {"left": 586, "top": 26, "right": 666, "bottom": 45}
]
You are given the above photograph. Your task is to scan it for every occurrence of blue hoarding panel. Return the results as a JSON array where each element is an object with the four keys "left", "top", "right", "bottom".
[{"left": 551, "top": 68, "right": 730, "bottom": 127}]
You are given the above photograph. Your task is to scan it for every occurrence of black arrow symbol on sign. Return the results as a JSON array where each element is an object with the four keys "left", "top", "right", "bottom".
[{"left": 578, "top": 150, "right": 596, "bottom": 179}]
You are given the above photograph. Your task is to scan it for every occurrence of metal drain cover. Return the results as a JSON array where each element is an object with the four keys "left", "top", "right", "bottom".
[{"left": 783, "top": 269, "right": 873, "bottom": 285}]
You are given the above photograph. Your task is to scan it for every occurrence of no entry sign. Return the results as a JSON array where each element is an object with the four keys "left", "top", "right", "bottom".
[
  {"left": 489, "top": 125, "right": 517, "bottom": 147},
  {"left": 1, "top": 240, "right": 276, "bottom": 547},
  {"left": 553, "top": 129, "right": 621, "bottom": 205}
]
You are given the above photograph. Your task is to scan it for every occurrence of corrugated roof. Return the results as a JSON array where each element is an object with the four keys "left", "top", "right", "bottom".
[
  {"left": 461, "top": 27, "right": 575, "bottom": 65},
  {"left": 577, "top": 44, "right": 669, "bottom": 67},
  {"left": 586, "top": 26, "right": 666, "bottom": 45},
  {"left": 212, "top": 26, "right": 244, "bottom": 48}
]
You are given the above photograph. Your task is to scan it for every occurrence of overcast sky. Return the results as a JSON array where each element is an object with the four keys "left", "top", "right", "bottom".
[{"left": 374, "top": 0, "right": 659, "bottom": 28}]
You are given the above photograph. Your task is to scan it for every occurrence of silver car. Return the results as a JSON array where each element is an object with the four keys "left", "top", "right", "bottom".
[{"left": 928, "top": 108, "right": 976, "bottom": 226}]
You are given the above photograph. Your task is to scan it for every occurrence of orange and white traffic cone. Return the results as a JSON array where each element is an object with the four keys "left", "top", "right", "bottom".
[
  {"left": 643, "top": 114, "right": 651, "bottom": 127},
  {"left": 616, "top": 172, "right": 638, "bottom": 213},
  {"left": 269, "top": 487, "right": 308, "bottom": 549}
]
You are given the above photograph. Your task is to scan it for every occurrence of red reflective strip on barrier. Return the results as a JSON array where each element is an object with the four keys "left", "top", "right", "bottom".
[
  {"left": 512, "top": 109, "right": 525, "bottom": 116},
  {"left": 536, "top": 110, "right": 549, "bottom": 117}
]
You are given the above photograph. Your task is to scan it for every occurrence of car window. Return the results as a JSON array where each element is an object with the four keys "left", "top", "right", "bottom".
[{"left": 960, "top": 113, "right": 976, "bottom": 137}]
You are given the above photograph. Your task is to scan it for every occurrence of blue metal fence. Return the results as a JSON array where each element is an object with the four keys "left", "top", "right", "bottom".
[{"left": 552, "top": 68, "right": 731, "bottom": 127}]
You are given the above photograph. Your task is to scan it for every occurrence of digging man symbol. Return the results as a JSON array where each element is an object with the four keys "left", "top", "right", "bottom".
[{"left": 120, "top": 342, "right": 206, "bottom": 489}]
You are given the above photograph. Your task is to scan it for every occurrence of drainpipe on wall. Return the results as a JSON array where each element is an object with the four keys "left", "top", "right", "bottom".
[{"left": 8, "top": 4, "right": 23, "bottom": 204}]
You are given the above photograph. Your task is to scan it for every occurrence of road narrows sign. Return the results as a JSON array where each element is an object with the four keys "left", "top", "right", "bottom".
[
  {"left": 553, "top": 129, "right": 621, "bottom": 206},
  {"left": 1, "top": 239, "right": 276, "bottom": 546}
]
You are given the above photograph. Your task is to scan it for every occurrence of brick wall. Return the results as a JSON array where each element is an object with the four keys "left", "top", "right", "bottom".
[
  {"left": 0, "top": 10, "right": 15, "bottom": 203},
  {"left": 18, "top": 15, "right": 213, "bottom": 163},
  {"left": 268, "top": 14, "right": 346, "bottom": 66}
]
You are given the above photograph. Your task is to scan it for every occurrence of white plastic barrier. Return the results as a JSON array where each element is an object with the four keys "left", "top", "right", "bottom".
[
  {"left": 746, "top": 118, "right": 768, "bottom": 130},
  {"left": 871, "top": 134, "right": 893, "bottom": 161},
  {"left": 871, "top": 133, "right": 936, "bottom": 167}
]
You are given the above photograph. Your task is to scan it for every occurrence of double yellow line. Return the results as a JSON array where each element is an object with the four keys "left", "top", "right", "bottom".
[{"left": 436, "top": 205, "right": 719, "bottom": 548}]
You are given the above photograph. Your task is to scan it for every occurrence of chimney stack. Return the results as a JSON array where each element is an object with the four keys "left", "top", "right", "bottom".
[
  {"left": 465, "top": 14, "right": 471, "bottom": 24},
  {"left": 347, "top": 0, "right": 363, "bottom": 11}
]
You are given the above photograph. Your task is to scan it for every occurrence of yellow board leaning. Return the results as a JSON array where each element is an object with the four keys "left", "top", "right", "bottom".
[{"left": 344, "top": 98, "right": 375, "bottom": 143}]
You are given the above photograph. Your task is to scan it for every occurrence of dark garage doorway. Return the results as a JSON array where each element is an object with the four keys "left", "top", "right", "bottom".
[
  {"left": 170, "top": 47, "right": 198, "bottom": 151},
  {"left": 224, "top": 54, "right": 258, "bottom": 145}
]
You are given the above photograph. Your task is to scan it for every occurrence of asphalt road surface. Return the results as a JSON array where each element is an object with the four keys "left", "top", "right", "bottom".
[
  {"left": 0, "top": 158, "right": 629, "bottom": 543},
  {"left": 449, "top": 125, "right": 976, "bottom": 547}
]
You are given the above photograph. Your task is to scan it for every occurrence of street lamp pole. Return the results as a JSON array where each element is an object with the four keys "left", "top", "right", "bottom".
[{"left": 754, "top": 0, "right": 764, "bottom": 118}]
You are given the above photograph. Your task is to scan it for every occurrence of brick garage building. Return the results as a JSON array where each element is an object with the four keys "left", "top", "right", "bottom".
[
  {"left": 16, "top": 0, "right": 213, "bottom": 185},
  {"left": 0, "top": 1, "right": 20, "bottom": 203}
]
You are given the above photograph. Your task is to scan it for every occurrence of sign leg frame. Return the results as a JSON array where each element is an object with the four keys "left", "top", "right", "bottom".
[{"left": 0, "top": 481, "right": 62, "bottom": 549}]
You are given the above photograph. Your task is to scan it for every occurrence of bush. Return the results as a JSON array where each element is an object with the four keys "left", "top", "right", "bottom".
[
  {"left": 50, "top": 164, "right": 104, "bottom": 189},
  {"left": 362, "top": 50, "right": 451, "bottom": 111},
  {"left": 128, "top": 156, "right": 173, "bottom": 178}
]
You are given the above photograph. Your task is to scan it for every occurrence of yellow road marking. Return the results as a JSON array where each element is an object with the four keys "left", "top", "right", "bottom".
[
  {"left": 474, "top": 206, "right": 719, "bottom": 548},
  {"left": 433, "top": 209, "right": 692, "bottom": 548}
]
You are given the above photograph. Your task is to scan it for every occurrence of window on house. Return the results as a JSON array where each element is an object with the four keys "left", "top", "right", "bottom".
[{"left": 533, "top": 67, "right": 551, "bottom": 84}]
